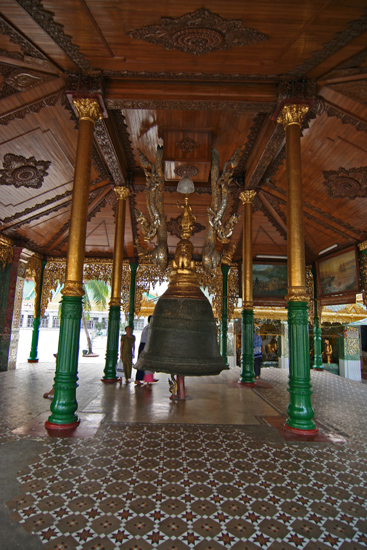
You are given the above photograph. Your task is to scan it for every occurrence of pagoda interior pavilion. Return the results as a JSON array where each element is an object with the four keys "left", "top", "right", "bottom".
[{"left": 1, "top": 3, "right": 367, "bottom": 549}]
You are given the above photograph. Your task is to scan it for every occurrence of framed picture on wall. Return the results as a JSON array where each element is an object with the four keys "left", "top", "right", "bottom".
[
  {"left": 253, "top": 263, "right": 288, "bottom": 305},
  {"left": 316, "top": 246, "right": 360, "bottom": 304}
]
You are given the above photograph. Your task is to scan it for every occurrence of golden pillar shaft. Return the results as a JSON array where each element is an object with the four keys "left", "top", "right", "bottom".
[
  {"left": 243, "top": 201, "right": 252, "bottom": 306},
  {"left": 63, "top": 99, "right": 101, "bottom": 296},
  {"left": 110, "top": 187, "right": 129, "bottom": 305},
  {"left": 286, "top": 122, "right": 306, "bottom": 291},
  {"left": 240, "top": 190, "right": 256, "bottom": 308}
]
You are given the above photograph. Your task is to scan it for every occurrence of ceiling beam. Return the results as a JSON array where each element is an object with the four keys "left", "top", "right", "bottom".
[{"left": 45, "top": 185, "right": 113, "bottom": 254}]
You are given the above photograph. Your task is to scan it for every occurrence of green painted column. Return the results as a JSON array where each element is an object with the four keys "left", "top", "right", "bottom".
[
  {"left": 286, "top": 301, "right": 316, "bottom": 431},
  {"left": 46, "top": 97, "right": 102, "bottom": 430},
  {"left": 128, "top": 262, "right": 138, "bottom": 330},
  {"left": 46, "top": 295, "right": 82, "bottom": 427},
  {"left": 103, "top": 186, "right": 130, "bottom": 382},
  {"left": 28, "top": 259, "right": 46, "bottom": 363},
  {"left": 103, "top": 305, "right": 121, "bottom": 381},
  {"left": 277, "top": 100, "right": 317, "bottom": 433},
  {"left": 239, "top": 308, "right": 255, "bottom": 384},
  {"left": 220, "top": 264, "right": 230, "bottom": 365}
]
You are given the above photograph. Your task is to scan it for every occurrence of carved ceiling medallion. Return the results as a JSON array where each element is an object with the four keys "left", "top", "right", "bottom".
[
  {"left": 128, "top": 8, "right": 268, "bottom": 55},
  {"left": 322, "top": 166, "right": 367, "bottom": 199},
  {"left": 176, "top": 137, "right": 200, "bottom": 152},
  {"left": 174, "top": 165, "right": 199, "bottom": 178},
  {"left": 5, "top": 69, "right": 52, "bottom": 92},
  {"left": 0, "top": 153, "right": 51, "bottom": 189}
]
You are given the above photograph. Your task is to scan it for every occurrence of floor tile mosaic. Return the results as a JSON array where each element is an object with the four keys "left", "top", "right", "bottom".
[{"left": 1, "top": 363, "right": 367, "bottom": 549}]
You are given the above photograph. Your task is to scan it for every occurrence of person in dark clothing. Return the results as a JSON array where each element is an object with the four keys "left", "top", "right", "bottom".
[{"left": 254, "top": 327, "right": 263, "bottom": 380}]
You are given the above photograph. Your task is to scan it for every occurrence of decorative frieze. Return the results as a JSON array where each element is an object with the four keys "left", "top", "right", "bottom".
[{"left": 15, "top": 0, "right": 91, "bottom": 71}]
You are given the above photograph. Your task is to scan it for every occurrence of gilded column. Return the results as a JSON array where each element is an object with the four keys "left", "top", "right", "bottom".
[
  {"left": 220, "top": 264, "right": 230, "bottom": 365},
  {"left": 239, "top": 190, "right": 256, "bottom": 385},
  {"left": 46, "top": 98, "right": 102, "bottom": 430},
  {"left": 103, "top": 186, "right": 130, "bottom": 382},
  {"left": 28, "top": 259, "right": 46, "bottom": 362},
  {"left": 128, "top": 263, "right": 138, "bottom": 330},
  {"left": 358, "top": 241, "right": 367, "bottom": 307},
  {"left": 277, "top": 102, "right": 317, "bottom": 433}
]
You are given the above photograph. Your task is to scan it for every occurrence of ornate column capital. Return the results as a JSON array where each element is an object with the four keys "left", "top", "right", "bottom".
[
  {"left": 239, "top": 190, "right": 256, "bottom": 205},
  {"left": 114, "top": 186, "right": 130, "bottom": 201},
  {"left": 72, "top": 98, "right": 102, "bottom": 123},
  {"left": 358, "top": 240, "right": 367, "bottom": 252},
  {"left": 276, "top": 102, "right": 309, "bottom": 129}
]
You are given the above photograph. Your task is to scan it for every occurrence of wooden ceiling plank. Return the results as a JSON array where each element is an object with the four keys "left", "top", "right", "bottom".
[
  {"left": 261, "top": 184, "right": 363, "bottom": 242},
  {"left": 258, "top": 190, "right": 287, "bottom": 235},
  {"left": 45, "top": 185, "right": 113, "bottom": 254}
]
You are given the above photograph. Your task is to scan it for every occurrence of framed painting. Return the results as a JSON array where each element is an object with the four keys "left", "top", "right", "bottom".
[
  {"left": 316, "top": 246, "right": 360, "bottom": 304},
  {"left": 252, "top": 263, "right": 288, "bottom": 305}
]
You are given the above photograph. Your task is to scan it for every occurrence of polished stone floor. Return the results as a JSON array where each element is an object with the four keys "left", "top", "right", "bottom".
[{"left": 0, "top": 361, "right": 366, "bottom": 550}]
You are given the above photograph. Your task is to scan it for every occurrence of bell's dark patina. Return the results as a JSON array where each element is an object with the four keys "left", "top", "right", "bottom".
[{"left": 135, "top": 282, "right": 227, "bottom": 376}]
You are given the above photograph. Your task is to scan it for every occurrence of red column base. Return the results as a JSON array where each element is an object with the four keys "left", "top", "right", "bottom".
[
  {"left": 28, "top": 359, "right": 39, "bottom": 363},
  {"left": 101, "top": 377, "right": 119, "bottom": 384},
  {"left": 238, "top": 381, "right": 256, "bottom": 387},
  {"left": 45, "top": 419, "right": 80, "bottom": 432},
  {"left": 313, "top": 367, "right": 324, "bottom": 371},
  {"left": 283, "top": 423, "right": 319, "bottom": 436}
]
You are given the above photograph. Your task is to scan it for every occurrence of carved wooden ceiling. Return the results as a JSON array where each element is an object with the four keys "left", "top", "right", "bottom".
[{"left": 0, "top": 1, "right": 367, "bottom": 268}]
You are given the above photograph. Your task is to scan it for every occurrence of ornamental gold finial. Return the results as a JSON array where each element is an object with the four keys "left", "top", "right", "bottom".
[
  {"left": 239, "top": 190, "right": 256, "bottom": 205},
  {"left": 178, "top": 196, "right": 196, "bottom": 240},
  {"left": 114, "top": 186, "right": 130, "bottom": 201},
  {"left": 277, "top": 103, "right": 309, "bottom": 129},
  {"left": 73, "top": 98, "right": 102, "bottom": 123}
]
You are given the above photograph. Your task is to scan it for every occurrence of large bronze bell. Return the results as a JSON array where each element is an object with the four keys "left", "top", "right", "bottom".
[{"left": 135, "top": 239, "right": 228, "bottom": 377}]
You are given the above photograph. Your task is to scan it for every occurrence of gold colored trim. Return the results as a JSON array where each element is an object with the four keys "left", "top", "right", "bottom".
[
  {"left": 358, "top": 241, "right": 367, "bottom": 252},
  {"left": 0, "top": 234, "right": 13, "bottom": 269},
  {"left": 73, "top": 98, "right": 102, "bottom": 122},
  {"left": 61, "top": 280, "right": 85, "bottom": 297},
  {"left": 109, "top": 297, "right": 122, "bottom": 307},
  {"left": 277, "top": 103, "right": 309, "bottom": 129},
  {"left": 114, "top": 186, "right": 130, "bottom": 201},
  {"left": 286, "top": 286, "right": 309, "bottom": 302},
  {"left": 239, "top": 190, "right": 256, "bottom": 205},
  {"left": 321, "top": 303, "right": 367, "bottom": 324}
]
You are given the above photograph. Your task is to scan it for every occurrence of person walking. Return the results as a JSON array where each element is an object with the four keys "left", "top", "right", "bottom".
[
  {"left": 135, "top": 315, "right": 151, "bottom": 386},
  {"left": 119, "top": 326, "right": 135, "bottom": 385},
  {"left": 254, "top": 326, "right": 263, "bottom": 380}
]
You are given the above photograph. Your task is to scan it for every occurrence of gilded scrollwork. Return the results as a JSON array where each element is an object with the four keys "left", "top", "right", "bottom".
[
  {"left": 83, "top": 259, "right": 112, "bottom": 285},
  {"left": 0, "top": 234, "right": 14, "bottom": 269},
  {"left": 41, "top": 257, "right": 66, "bottom": 315}
]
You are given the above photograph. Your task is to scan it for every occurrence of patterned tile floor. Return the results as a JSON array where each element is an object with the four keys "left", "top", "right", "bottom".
[{"left": 1, "top": 362, "right": 367, "bottom": 550}]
